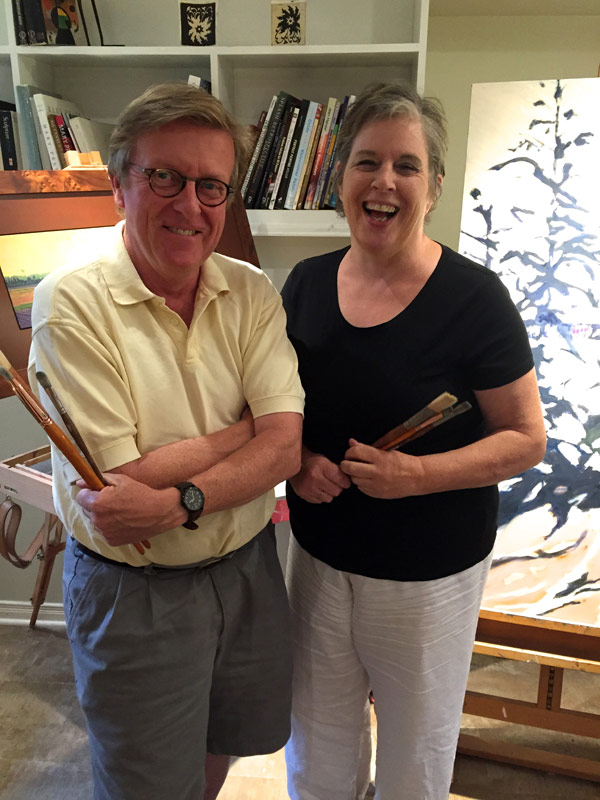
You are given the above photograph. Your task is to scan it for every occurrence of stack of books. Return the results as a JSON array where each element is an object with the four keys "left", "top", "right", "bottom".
[
  {"left": 12, "top": 0, "right": 88, "bottom": 46},
  {"left": 241, "top": 91, "right": 355, "bottom": 211},
  {"left": 16, "top": 85, "right": 114, "bottom": 170}
]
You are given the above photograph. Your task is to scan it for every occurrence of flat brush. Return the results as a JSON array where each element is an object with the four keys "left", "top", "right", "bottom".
[
  {"left": 372, "top": 392, "right": 457, "bottom": 450},
  {"left": 381, "top": 401, "right": 472, "bottom": 451},
  {"left": 0, "top": 355, "right": 149, "bottom": 555}
]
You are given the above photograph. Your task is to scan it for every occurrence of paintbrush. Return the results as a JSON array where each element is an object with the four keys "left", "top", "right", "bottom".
[
  {"left": 36, "top": 371, "right": 105, "bottom": 484},
  {"left": 0, "top": 350, "right": 149, "bottom": 554},
  {"left": 380, "top": 401, "right": 472, "bottom": 451},
  {"left": 372, "top": 392, "right": 458, "bottom": 450}
]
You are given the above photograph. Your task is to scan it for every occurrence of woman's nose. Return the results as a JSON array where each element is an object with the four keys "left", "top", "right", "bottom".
[{"left": 371, "top": 164, "right": 396, "bottom": 190}]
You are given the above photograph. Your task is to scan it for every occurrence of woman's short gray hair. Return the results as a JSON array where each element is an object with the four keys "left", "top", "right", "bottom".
[
  {"left": 108, "top": 82, "right": 251, "bottom": 199},
  {"left": 334, "top": 82, "right": 448, "bottom": 219}
]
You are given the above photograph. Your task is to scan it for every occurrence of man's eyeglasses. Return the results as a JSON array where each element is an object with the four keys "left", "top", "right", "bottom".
[{"left": 129, "top": 164, "right": 234, "bottom": 207}]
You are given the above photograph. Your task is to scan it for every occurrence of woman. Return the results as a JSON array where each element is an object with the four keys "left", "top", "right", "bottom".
[{"left": 281, "top": 82, "right": 546, "bottom": 800}]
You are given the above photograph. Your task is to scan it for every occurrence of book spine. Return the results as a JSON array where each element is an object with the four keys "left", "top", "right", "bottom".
[
  {"left": 0, "top": 111, "right": 19, "bottom": 170},
  {"left": 274, "top": 98, "right": 309, "bottom": 210},
  {"left": 22, "top": 0, "right": 47, "bottom": 45},
  {"left": 268, "top": 105, "right": 300, "bottom": 210},
  {"left": 295, "top": 103, "right": 324, "bottom": 209},
  {"left": 55, "top": 113, "right": 76, "bottom": 153},
  {"left": 11, "top": 112, "right": 24, "bottom": 169},
  {"left": 322, "top": 94, "right": 355, "bottom": 208},
  {"left": 48, "top": 114, "right": 66, "bottom": 167},
  {"left": 257, "top": 107, "right": 290, "bottom": 210},
  {"left": 12, "top": 0, "right": 29, "bottom": 45},
  {"left": 241, "top": 95, "right": 277, "bottom": 202},
  {"left": 32, "top": 95, "right": 61, "bottom": 168},
  {"left": 245, "top": 91, "right": 292, "bottom": 209},
  {"left": 284, "top": 100, "right": 318, "bottom": 210},
  {"left": 303, "top": 99, "right": 336, "bottom": 209}
]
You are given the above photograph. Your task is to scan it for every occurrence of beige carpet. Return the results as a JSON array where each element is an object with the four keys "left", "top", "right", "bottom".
[{"left": 1, "top": 624, "right": 598, "bottom": 799}]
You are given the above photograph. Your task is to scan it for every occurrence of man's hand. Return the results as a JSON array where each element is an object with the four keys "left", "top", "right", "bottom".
[
  {"left": 340, "top": 438, "right": 424, "bottom": 499},
  {"left": 76, "top": 473, "right": 183, "bottom": 547},
  {"left": 289, "top": 448, "right": 351, "bottom": 504}
]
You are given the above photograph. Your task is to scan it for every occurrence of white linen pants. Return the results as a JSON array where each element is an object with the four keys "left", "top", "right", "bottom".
[{"left": 285, "top": 537, "right": 492, "bottom": 800}]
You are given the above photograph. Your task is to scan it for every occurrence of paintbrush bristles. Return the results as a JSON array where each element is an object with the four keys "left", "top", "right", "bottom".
[
  {"left": 429, "top": 392, "right": 457, "bottom": 413},
  {"left": 0, "top": 349, "right": 12, "bottom": 373},
  {"left": 36, "top": 370, "right": 51, "bottom": 390},
  {"left": 0, "top": 366, "right": 12, "bottom": 382}
]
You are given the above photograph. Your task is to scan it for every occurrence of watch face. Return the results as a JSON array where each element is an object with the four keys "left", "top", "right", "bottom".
[{"left": 183, "top": 485, "right": 204, "bottom": 512}]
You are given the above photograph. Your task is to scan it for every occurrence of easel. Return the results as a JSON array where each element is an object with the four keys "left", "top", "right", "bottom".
[
  {"left": 458, "top": 608, "right": 600, "bottom": 782},
  {"left": 0, "top": 447, "right": 64, "bottom": 628}
]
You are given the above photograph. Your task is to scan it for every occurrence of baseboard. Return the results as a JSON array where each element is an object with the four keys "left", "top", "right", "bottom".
[{"left": 0, "top": 600, "right": 65, "bottom": 627}]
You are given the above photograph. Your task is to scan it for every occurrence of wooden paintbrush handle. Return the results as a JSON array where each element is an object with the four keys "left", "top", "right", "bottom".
[{"left": 43, "top": 420, "right": 150, "bottom": 554}]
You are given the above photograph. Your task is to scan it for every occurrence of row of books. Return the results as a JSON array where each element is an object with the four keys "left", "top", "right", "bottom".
[
  {"left": 12, "top": 0, "right": 88, "bottom": 46},
  {"left": 5, "top": 85, "right": 114, "bottom": 170},
  {"left": 242, "top": 91, "right": 355, "bottom": 211}
]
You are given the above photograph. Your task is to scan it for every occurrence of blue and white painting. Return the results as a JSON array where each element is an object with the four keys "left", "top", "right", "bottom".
[{"left": 459, "top": 78, "right": 600, "bottom": 627}]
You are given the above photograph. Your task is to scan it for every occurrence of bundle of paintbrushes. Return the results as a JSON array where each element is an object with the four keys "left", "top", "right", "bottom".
[
  {"left": 0, "top": 349, "right": 150, "bottom": 554},
  {"left": 372, "top": 392, "right": 472, "bottom": 452}
]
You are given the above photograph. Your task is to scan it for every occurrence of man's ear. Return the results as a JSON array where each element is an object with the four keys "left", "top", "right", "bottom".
[{"left": 110, "top": 173, "right": 125, "bottom": 212}]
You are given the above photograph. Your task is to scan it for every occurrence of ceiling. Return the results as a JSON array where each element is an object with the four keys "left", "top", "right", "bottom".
[{"left": 429, "top": 0, "right": 600, "bottom": 16}]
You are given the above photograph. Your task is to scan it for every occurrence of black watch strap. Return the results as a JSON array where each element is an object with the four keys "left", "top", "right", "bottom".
[{"left": 174, "top": 481, "right": 205, "bottom": 530}]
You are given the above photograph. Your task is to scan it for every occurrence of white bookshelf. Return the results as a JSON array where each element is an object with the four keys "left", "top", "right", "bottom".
[{"left": 0, "top": 0, "right": 430, "bottom": 275}]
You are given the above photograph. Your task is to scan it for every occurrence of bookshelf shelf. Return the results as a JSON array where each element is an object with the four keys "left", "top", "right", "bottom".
[
  {"left": 247, "top": 210, "right": 350, "bottom": 238},
  {"left": 1, "top": 0, "right": 430, "bottom": 276}
]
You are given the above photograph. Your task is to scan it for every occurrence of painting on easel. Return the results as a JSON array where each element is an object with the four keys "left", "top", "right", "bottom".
[
  {"left": 0, "top": 227, "right": 111, "bottom": 330},
  {"left": 459, "top": 77, "right": 600, "bottom": 628}
]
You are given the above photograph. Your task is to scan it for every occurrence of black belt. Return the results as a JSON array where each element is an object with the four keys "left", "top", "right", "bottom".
[{"left": 72, "top": 539, "right": 233, "bottom": 573}]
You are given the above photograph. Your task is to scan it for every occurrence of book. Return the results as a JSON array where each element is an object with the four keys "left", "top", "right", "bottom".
[
  {"left": 268, "top": 103, "right": 300, "bottom": 210},
  {"left": 68, "top": 116, "right": 114, "bottom": 162},
  {"left": 295, "top": 102, "right": 323, "bottom": 209},
  {"left": 32, "top": 91, "right": 82, "bottom": 169},
  {"left": 40, "top": 0, "right": 87, "bottom": 45},
  {"left": 54, "top": 113, "right": 77, "bottom": 155},
  {"left": 283, "top": 99, "right": 319, "bottom": 210},
  {"left": 47, "top": 114, "right": 66, "bottom": 166},
  {"left": 0, "top": 110, "right": 20, "bottom": 169},
  {"left": 241, "top": 94, "right": 277, "bottom": 202},
  {"left": 258, "top": 96, "right": 299, "bottom": 209},
  {"left": 274, "top": 97, "right": 309, "bottom": 210},
  {"left": 22, "top": 0, "right": 47, "bottom": 44},
  {"left": 187, "top": 74, "right": 212, "bottom": 94},
  {"left": 303, "top": 97, "right": 338, "bottom": 209},
  {"left": 245, "top": 90, "right": 296, "bottom": 209},
  {"left": 15, "top": 84, "right": 56, "bottom": 169},
  {"left": 11, "top": 0, "right": 28, "bottom": 45},
  {"left": 320, "top": 94, "right": 355, "bottom": 209}
]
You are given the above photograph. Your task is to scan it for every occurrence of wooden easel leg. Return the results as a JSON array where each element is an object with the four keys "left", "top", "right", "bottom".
[{"left": 29, "top": 514, "right": 65, "bottom": 628}]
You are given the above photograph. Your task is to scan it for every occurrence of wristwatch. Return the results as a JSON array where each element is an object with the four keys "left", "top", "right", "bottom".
[{"left": 174, "top": 481, "right": 205, "bottom": 530}]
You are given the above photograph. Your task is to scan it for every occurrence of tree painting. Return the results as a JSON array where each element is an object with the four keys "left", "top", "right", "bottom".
[{"left": 459, "top": 79, "right": 600, "bottom": 626}]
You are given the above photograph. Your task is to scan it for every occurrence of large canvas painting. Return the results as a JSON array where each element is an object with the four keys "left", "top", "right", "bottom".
[{"left": 459, "top": 78, "right": 600, "bottom": 628}]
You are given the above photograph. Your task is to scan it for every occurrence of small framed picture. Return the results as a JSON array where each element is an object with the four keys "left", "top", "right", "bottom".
[
  {"left": 180, "top": 2, "right": 216, "bottom": 46},
  {"left": 271, "top": 1, "right": 306, "bottom": 46}
]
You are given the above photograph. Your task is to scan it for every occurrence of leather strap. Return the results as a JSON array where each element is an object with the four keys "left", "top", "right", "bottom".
[{"left": 0, "top": 498, "right": 44, "bottom": 568}]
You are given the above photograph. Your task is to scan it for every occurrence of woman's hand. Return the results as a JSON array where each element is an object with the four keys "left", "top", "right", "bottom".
[
  {"left": 289, "top": 447, "right": 352, "bottom": 503},
  {"left": 75, "top": 473, "right": 183, "bottom": 547},
  {"left": 341, "top": 438, "right": 424, "bottom": 499}
]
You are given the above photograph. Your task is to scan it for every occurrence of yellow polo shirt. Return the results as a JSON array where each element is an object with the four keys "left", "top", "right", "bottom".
[{"left": 28, "top": 221, "right": 304, "bottom": 565}]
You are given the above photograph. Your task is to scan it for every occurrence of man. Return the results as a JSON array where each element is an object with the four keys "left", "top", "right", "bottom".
[{"left": 28, "top": 83, "right": 304, "bottom": 800}]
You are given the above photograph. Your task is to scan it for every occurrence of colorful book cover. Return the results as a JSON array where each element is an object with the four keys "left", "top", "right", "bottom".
[{"left": 40, "top": 0, "right": 87, "bottom": 45}]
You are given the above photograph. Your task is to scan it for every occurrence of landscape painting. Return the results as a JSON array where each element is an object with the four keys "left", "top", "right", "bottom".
[
  {"left": 459, "top": 78, "right": 600, "bottom": 628},
  {"left": 0, "top": 226, "right": 111, "bottom": 329}
]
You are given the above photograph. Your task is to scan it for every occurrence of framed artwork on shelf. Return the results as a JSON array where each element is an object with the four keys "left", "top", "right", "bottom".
[{"left": 180, "top": 2, "right": 216, "bottom": 46}]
